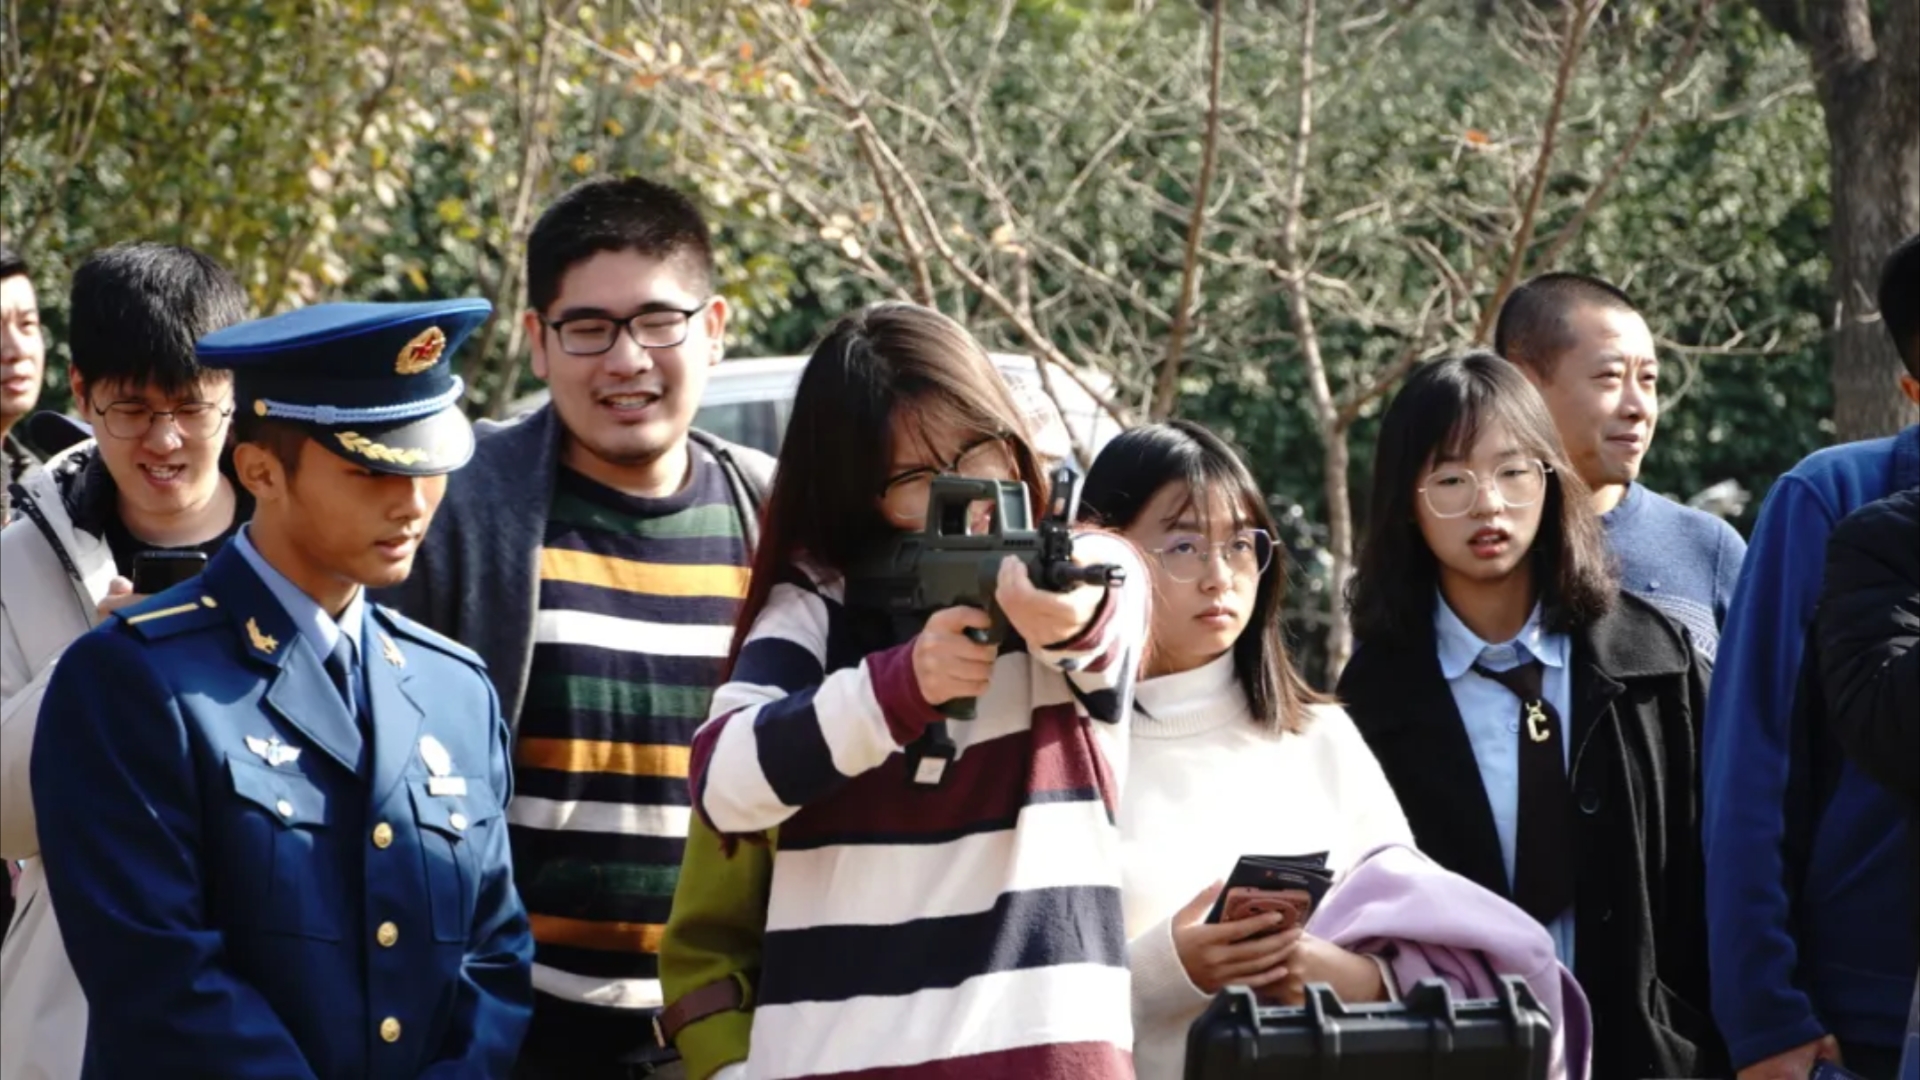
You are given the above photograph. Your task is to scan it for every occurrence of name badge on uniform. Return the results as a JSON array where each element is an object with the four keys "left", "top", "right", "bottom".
[{"left": 419, "top": 735, "right": 466, "bottom": 796}]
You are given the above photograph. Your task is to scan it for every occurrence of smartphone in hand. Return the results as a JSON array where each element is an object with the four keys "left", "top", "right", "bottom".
[{"left": 131, "top": 550, "right": 209, "bottom": 595}]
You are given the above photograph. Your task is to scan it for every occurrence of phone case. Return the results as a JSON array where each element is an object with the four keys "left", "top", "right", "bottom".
[
  {"left": 1220, "top": 887, "right": 1314, "bottom": 933},
  {"left": 1206, "top": 853, "right": 1335, "bottom": 926}
]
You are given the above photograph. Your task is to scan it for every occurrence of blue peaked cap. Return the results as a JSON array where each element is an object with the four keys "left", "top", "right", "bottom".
[{"left": 197, "top": 299, "right": 491, "bottom": 476}]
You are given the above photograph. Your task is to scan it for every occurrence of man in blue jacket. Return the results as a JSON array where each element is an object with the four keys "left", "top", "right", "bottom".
[
  {"left": 32, "top": 300, "right": 534, "bottom": 1077},
  {"left": 1705, "top": 231, "right": 1920, "bottom": 1080}
]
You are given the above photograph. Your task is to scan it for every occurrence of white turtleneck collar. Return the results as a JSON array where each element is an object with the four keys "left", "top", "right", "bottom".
[{"left": 1132, "top": 650, "right": 1249, "bottom": 738}]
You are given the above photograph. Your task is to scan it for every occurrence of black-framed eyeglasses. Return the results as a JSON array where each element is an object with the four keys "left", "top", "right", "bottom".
[
  {"left": 1418, "top": 459, "right": 1552, "bottom": 518},
  {"left": 1150, "top": 529, "right": 1274, "bottom": 583},
  {"left": 538, "top": 299, "right": 714, "bottom": 356},
  {"left": 880, "top": 432, "right": 1017, "bottom": 523},
  {"left": 89, "top": 397, "right": 234, "bottom": 442}
]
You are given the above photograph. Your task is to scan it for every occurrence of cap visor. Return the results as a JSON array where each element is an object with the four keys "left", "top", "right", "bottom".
[{"left": 311, "top": 405, "right": 475, "bottom": 477}]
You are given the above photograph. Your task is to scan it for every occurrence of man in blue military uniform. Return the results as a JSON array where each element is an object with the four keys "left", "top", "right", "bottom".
[{"left": 31, "top": 300, "right": 534, "bottom": 1078}]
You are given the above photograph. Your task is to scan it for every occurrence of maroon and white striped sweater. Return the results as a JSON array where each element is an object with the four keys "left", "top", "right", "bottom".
[{"left": 688, "top": 534, "right": 1147, "bottom": 1079}]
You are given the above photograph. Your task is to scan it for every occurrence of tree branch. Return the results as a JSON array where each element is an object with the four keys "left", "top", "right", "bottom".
[
  {"left": 781, "top": 7, "right": 1136, "bottom": 429},
  {"left": 1541, "top": 0, "right": 1715, "bottom": 266},
  {"left": 796, "top": 33, "right": 937, "bottom": 305},
  {"left": 1151, "top": 0, "right": 1230, "bottom": 421},
  {"left": 1471, "top": 0, "right": 1598, "bottom": 344}
]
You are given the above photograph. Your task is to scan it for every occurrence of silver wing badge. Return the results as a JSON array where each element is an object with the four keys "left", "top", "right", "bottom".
[{"left": 245, "top": 735, "right": 302, "bottom": 767}]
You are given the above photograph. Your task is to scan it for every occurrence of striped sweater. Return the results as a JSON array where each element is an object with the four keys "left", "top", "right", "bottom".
[
  {"left": 688, "top": 532, "right": 1148, "bottom": 1080},
  {"left": 511, "top": 459, "right": 749, "bottom": 1058}
]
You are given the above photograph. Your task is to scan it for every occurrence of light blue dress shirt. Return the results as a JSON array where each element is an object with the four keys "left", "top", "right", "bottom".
[
  {"left": 1433, "top": 592, "right": 1576, "bottom": 969},
  {"left": 233, "top": 526, "right": 366, "bottom": 678}
]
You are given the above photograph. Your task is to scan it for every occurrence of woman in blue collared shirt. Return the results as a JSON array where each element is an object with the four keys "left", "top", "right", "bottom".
[{"left": 1338, "top": 352, "right": 1728, "bottom": 1080}]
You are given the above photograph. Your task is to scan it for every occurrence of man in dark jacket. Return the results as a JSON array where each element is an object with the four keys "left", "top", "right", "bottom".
[
  {"left": 1704, "top": 232, "right": 1920, "bottom": 1080},
  {"left": 1820, "top": 487, "right": 1919, "bottom": 812},
  {"left": 1819, "top": 486, "right": 1920, "bottom": 1080}
]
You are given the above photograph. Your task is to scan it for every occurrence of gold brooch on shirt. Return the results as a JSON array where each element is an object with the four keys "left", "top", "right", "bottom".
[{"left": 1525, "top": 700, "right": 1551, "bottom": 743}]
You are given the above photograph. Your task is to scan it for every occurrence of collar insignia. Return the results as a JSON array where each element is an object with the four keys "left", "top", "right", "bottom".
[
  {"left": 379, "top": 630, "right": 405, "bottom": 668},
  {"left": 246, "top": 617, "right": 279, "bottom": 655}
]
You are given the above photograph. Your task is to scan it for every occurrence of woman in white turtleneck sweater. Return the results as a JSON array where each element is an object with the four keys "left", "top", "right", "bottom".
[{"left": 1079, "top": 422, "right": 1414, "bottom": 1080}]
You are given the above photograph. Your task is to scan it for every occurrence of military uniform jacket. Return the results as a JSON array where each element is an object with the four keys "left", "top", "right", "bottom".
[{"left": 31, "top": 545, "right": 533, "bottom": 1079}]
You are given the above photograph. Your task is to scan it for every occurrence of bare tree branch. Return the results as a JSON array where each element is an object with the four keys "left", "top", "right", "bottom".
[
  {"left": 779, "top": 9, "right": 1136, "bottom": 427},
  {"left": 1541, "top": 0, "right": 1716, "bottom": 266},
  {"left": 1471, "top": 0, "right": 1599, "bottom": 343},
  {"left": 1151, "top": 0, "right": 1230, "bottom": 421},
  {"left": 797, "top": 36, "right": 938, "bottom": 305}
]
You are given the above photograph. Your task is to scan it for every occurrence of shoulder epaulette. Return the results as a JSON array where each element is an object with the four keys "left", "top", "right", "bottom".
[
  {"left": 117, "top": 592, "right": 225, "bottom": 641},
  {"left": 371, "top": 604, "right": 487, "bottom": 671}
]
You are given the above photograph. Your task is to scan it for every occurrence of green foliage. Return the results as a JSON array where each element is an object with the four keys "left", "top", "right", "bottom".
[{"left": 1, "top": 0, "right": 1831, "bottom": 592}]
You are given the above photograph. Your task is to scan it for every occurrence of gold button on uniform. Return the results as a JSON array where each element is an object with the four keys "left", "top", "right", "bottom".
[
  {"left": 372, "top": 822, "right": 394, "bottom": 849},
  {"left": 275, "top": 799, "right": 294, "bottom": 818},
  {"left": 448, "top": 812, "right": 467, "bottom": 832},
  {"left": 379, "top": 1016, "right": 401, "bottom": 1043},
  {"left": 376, "top": 921, "right": 398, "bottom": 947}
]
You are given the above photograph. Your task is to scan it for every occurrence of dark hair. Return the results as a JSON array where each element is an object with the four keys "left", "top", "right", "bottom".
[
  {"left": 1079, "top": 420, "right": 1330, "bottom": 734},
  {"left": 526, "top": 175, "right": 716, "bottom": 314},
  {"left": 727, "top": 303, "right": 1045, "bottom": 670},
  {"left": 230, "top": 413, "right": 309, "bottom": 476},
  {"left": 68, "top": 243, "right": 249, "bottom": 399},
  {"left": 0, "top": 243, "right": 26, "bottom": 281},
  {"left": 1493, "top": 272, "right": 1639, "bottom": 376},
  {"left": 1879, "top": 231, "right": 1920, "bottom": 377},
  {"left": 1348, "top": 352, "right": 1615, "bottom": 646}
]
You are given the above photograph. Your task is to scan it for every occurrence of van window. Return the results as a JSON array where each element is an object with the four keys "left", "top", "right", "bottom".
[{"left": 694, "top": 400, "right": 790, "bottom": 456}]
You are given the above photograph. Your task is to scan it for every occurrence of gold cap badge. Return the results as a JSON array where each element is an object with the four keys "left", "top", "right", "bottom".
[{"left": 396, "top": 326, "right": 447, "bottom": 375}]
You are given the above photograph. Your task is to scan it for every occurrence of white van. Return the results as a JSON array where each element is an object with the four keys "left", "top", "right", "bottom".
[{"left": 509, "top": 353, "right": 1123, "bottom": 465}]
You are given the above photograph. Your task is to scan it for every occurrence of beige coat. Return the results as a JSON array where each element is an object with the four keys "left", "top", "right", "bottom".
[{"left": 1, "top": 443, "right": 116, "bottom": 1080}]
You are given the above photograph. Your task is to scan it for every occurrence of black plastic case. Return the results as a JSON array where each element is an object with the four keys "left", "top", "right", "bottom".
[{"left": 1183, "top": 976, "right": 1554, "bottom": 1079}]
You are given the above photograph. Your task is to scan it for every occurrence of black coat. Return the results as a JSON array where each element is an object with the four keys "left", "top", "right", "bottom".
[
  {"left": 1817, "top": 486, "right": 1920, "bottom": 954},
  {"left": 1818, "top": 486, "right": 1920, "bottom": 809},
  {"left": 1338, "top": 592, "right": 1730, "bottom": 1080}
]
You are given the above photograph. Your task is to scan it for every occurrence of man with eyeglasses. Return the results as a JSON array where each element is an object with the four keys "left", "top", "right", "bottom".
[
  {"left": 379, "top": 175, "right": 773, "bottom": 1079},
  {"left": 1, "top": 241, "right": 250, "bottom": 1080}
]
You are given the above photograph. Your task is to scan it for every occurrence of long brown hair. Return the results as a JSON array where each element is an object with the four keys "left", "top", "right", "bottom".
[
  {"left": 726, "top": 303, "right": 1045, "bottom": 674},
  {"left": 1078, "top": 420, "right": 1330, "bottom": 734},
  {"left": 1348, "top": 351, "right": 1615, "bottom": 648}
]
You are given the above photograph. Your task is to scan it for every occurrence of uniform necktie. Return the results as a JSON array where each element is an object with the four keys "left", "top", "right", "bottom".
[
  {"left": 325, "top": 634, "right": 359, "bottom": 719},
  {"left": 1470, "top": 657, "right": 1576, "bottom": 925}
]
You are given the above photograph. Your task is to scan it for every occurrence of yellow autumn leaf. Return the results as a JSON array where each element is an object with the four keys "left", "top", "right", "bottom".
[
  {"left": 435, "top": 198, "right": 464, "bottom": 224},
  {"left": 570, "top": 152, "right": 594, "bottom": 174},
  {"left": 604, "top": 117, "right": 625, "bottom": 138}
]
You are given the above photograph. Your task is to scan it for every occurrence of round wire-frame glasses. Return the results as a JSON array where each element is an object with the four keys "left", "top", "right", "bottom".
[
  {"left": 90, "top": 398, "right": 234, "bottom": 442},
  {"left": 1150, "top": 529, "right": 1275, "bottom": 583},
  {"left": 1418, "top": 459, "right": 1552, "bottom": 518}
]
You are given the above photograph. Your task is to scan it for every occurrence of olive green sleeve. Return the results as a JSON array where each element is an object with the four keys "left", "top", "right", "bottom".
[{"left": 660, "top": 816, "right": 776, "bottom": 1080}]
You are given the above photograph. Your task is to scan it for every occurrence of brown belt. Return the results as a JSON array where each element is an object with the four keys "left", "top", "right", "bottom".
[{"left": 653, "top": 973, "right": 751, "bottom": 1049}]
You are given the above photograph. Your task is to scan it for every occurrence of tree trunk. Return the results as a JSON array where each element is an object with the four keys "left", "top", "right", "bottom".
[
  {"left": 1320, "top": 424, "right": 1353, "bottom": 682},
  {"left": 1818, "top": 72, "right": 1919, "bottom": 438},
  {"left": 1763, "top": 0, "right": 1920, "bottom": 439}
]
